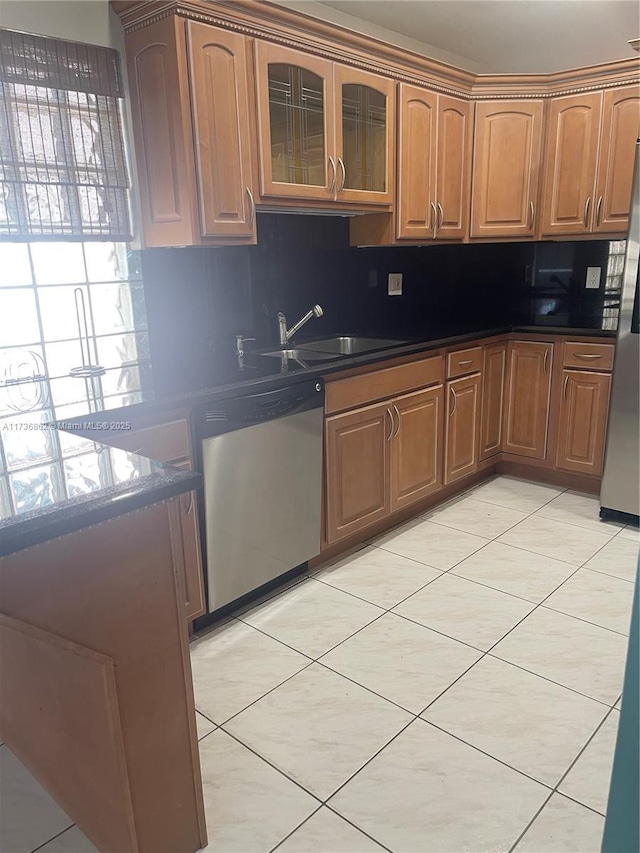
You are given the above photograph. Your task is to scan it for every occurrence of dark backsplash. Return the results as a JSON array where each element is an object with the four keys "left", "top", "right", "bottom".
[{"left": 141, "top": 215, "right": 622, "bottom": 395}]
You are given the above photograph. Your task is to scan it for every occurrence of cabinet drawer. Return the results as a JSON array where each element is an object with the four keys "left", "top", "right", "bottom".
[
  {"left": 447, "top": 346, "right": 483, "bottom": 379},
  {"left": 109, "top": 419, "right": 191, "bottom": 463},
  {"left": 325, "top": 355, "right": 443, "bottom": 415},
  {"left": 563, "top": 342, "right": 614, "bottom": 371}
]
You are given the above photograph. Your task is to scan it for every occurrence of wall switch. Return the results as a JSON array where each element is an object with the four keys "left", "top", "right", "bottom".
[
  {"left": 586, "top": 266, "right": 601, "bottom": 289},
  {"left": 388, "top": 273, "right": 403, "bottom": 296}
]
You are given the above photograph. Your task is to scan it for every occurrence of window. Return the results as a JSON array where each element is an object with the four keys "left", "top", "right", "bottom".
[
  {"left": 603, "top": 239, "right": 626, "bottom": 331},
  {"left": 0, "top": 29, "right": 131, "bottom": 239}
]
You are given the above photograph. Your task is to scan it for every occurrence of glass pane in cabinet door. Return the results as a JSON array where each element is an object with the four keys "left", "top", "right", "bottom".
[
  {"left": 268, "top": 64, "right": 325, "bottom": 186},
  {"left": 342, "top": 85, "right": 386, "bottom": 192}
]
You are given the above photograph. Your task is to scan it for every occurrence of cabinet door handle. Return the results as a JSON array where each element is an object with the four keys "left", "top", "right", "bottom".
[
  {"left": 430, "top": 201, "right": 437, "bottom": 237},
  {"left": 543, "top": 348, "right": 549, "bottom": 374},
  {"left": 584, "top": 196, "right": 591, "bottom": 227},
  {"left": 529, "top": 200, "right": 535, "bottom": 230},
  {"left": 392, "top": 404, "right": 401, "bottom": 438},
  {"left": 337, "top": 157, "right": 346, "bottom": 194},
  {"left": 246, "top": 187, "right": 255, "bottom": 227},
  {"left": 449, "top": 387, "right": 457, "bottom": 417},
  {"left": 596, "top": 195, "right": 603, "bottom": 228},
  {"left": 458, "top": 359, "right": 473, "bottom": 366},
  {"left": 328, "top": 156, "right": 336, "bottom": 194},
  {"left": 186, "top": 490, "right": 194, "bottom": 515},
  {"left": 574, "top": 353, "right": 602, "bottom": 359},
  {"left": 386, "top": 407, "right": 394, "bottom": 441},
  {"left": 563, "top": 374, "right": 569, "bottom": 401},
  {"left": 437, "top": 201, "right": 444, "bottom": 232}
]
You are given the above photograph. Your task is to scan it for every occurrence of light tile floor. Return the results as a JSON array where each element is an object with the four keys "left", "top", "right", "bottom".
[{"left": 2, "top": 477, "right": 638, "bottom": 853}]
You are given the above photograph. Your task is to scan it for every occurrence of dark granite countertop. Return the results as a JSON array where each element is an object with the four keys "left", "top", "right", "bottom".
[{"left": 0, "top": 430, "right": 201, "bottom": 558}]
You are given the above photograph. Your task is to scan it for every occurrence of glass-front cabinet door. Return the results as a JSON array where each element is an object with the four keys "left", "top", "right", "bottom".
[
  {"left": 334, "top": 65, "right": 395, "bottom": 206},
  {"left": 255, "top": 42, "right": 335, "bottom": 201}
]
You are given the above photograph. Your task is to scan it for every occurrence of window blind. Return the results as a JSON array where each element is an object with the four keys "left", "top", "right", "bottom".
[{"left": 0, "top": 29, "right": 131, "bottom": 240}]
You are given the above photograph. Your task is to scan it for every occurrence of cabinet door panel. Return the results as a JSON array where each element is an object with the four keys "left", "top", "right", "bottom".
[
  {"left": 556, "top": 370, "right": 611, "bottom": 476},
  {"left": 437, "top": 95, "right": 471, "bottom": 239},
  {"left": 480, "top": 343, "right": 506, "bottom": 460},
  {"left": 255, "top": 42, "right": 334, "bottom": 200},
  {"left": 188, "top": 24, "right": 255, "bottom": 239},
  {"left": 595, "top": 86, "right": 640, "bottom": 233},
  {"left": 173, "top": 460, "right": 205, "bottom": 620},
  {"left": 471, "top": 100, "right": 543, "bottom": 238},
  {"left": 391, "top": 385, "right": 443, "bottom": 511},
  {"left": 397, "top": 84, "right": 437, "bottom": 239},
  {"left": 325, "top": 404, "right": 390, "bottom": 544},
  {"left": 541, "top": 93, "right": 602, "bottom": 236},
  {"left": 445, "top": 374, "right": 481, "bottom": 485},
  {"left": 334, "top": 65, "right": 395, "bottom": 205},
  {"left": 503, "top": 342, "right": 553, "bottom": 459}
]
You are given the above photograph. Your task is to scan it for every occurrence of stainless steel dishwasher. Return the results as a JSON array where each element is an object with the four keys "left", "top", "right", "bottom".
[{"left": 196, "top": 379, "right": 324, "bottom": 615}]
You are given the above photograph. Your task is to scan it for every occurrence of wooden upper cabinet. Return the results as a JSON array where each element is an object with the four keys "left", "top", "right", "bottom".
[
  {"left": 254, "top": 42, "right": 334, "bottom": 201},
  {"left": 444, "top": 373, "right": 481, "bottom": 484},
  {"left": 541, "top": 93, "right": 602, "bottom": 236},
  {"left": 187, "top": 23, "right": 255, "bottom": 239},
  {"left": 335, "top": 65, "right": 395, "bottom": 206},
  {"left": 325, "top": 403, "right": 391, "bottom": 544},
  {"left": 555, "top": 370, "right": 611, "bottom": 476},
  {"left": 125, "top": 17, "right": 256, "bottom": 246},
  {"left": 471, "top": 100, "right": 543, "bottom": 238},
  {"left": 390, "top": 385, "right": 443, "bottom": 511},
  {"left": 503, "top": 341, "right": 553, "bottom": 459},
  {"left": 397, "top": 86, "right": 470, "bottom": 240},
  {"left": 480, "top": 342, "right": 506, "bottom": 461},
  {"left": 594, "top": 86, "right": 640, "bottom": 233}
]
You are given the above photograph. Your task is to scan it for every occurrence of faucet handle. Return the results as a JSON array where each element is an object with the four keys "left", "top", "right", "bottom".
[{"left": 236, "top": 334, "right": 256, "bottom": 357}]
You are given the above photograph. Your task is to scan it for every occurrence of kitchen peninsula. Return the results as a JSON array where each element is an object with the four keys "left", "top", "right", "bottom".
[{"left": 0, "top": 434, "right": 207, "bottom": 853}]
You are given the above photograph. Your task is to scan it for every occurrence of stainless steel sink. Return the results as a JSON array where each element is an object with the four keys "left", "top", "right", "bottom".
[
  {"left": 259, "top": 348, "right": 337, "bottom": 362},
  {"left": 298, "top": 336, "right": 408, "bottom": 355}
]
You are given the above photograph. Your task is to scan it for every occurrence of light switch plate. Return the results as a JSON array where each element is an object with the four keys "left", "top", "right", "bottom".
[
  {"left": 388, "top": 273, "right": 403, "bottom": 296},
  {"left": 586, "top": 266, "right": 601, "bottom": 289}
]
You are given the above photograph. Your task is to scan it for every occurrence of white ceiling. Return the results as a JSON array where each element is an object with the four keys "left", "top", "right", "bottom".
[{"left": 275, "top": 1, "right": 640, "bottom": 73}]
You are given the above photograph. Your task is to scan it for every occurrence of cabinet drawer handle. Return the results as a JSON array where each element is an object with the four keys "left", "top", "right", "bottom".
[
  {"left": 529, "top": 200, "right": 535, "bottom": 230},
  {"left": 596, "top": 195, "right": 603, "bottom": 228},
  {"left": 563, "top": 374, "right": 569, "bottom": 401},
  {"left": 437, "top": 201, "right": 444, "bottom": 232},
  {"left": 449, "top": 387, "right": 457, "bottom": 417},
  {"left": 337, "top": 157, "right": 346, "bottom": 194},
  {"left": 392, "top": 404, "right": 401, "bottom": 438},
  {"left": 458, "top": 359, "right": 473, "bottom": 366},
  {"left": 543, "top": 348, "right": 549, "bottom": 374},
  {"left": 574, "top": 353, "right": 602, "bottom": 359},
  {"left": 430, "top": 201, "right": 437, "bottom": 237},
  {"left": 584, "top": 196, "right": 591, "bottom": 227},
  {"left": 386, "top": 407, "right": 393, "bottom": 441},
  {"left": 328, "top": 156, "right": 336, "bottom": 194},
  {"left": 246, "top": 187, "right": 255, "bottom": 227}
]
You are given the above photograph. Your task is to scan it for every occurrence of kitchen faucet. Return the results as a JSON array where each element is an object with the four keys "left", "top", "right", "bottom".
[{"left": 277, "top": 304, "right": 323, "bottom": 345}]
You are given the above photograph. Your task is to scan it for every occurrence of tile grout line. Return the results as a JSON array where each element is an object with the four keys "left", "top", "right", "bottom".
[
  {"left": 268, "top": 804, "right": 324, "bottom": 853},
  {"left": 28, "top": 823, "right": 75, "bottom": 853}
]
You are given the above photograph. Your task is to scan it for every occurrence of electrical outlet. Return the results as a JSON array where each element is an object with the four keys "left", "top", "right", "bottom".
[
  {"left": 388, "top": 273, "right": 403, "bottom": 296},
  {"left": 586, "top": 266, "right": 601, "bottom": 289}
]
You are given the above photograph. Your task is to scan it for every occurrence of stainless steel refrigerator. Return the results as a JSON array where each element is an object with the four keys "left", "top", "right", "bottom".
[{"left": 600, "top": 140, "right": 640, "bottom": 523}]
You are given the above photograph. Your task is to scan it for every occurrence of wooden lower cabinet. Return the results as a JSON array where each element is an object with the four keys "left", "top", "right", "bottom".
[
  {"left": 480, "top": 343, "right": 506, "bottom": 460},
  {"left": 391, "top": 385, "right": 443, "bottom": 511},
  {"left": 503, "top": 341, "right": 553, "bottom": 459},
  {"left": 325, "top": 403, "right": 391, "bottom": 544},
  {"left": 555, "top": 370, "right": 612, "bottom": 476},
  {"left": 445, "top": 373, "right": 481, "bottom": 484}
]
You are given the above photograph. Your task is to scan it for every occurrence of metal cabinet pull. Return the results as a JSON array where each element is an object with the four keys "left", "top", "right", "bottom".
[
  {"left": 596, "top": 196, "right": 603, "bottom": 228},
  {"left": 574, "top": 353, "right": 602, "bottom": 359},
  {"left": 430, "top": 201, "right": 437, "bottom": 237},
  {"left": 449, "top": 387, "right": 457, "bottom": 417},
  {"left": 458, "top": 359, "right": 473, "bottom": 366},
  {"left": 328, "top": 156, "right": 337, "bottom": 194},
  {"left": 437, "top": 201, "right": 444, "bottom": 232},
  {"left": 386, "top": 407, "right": 394, "bottom": 441},
  {"left": 562, "top": 374, "right": 569, "bottom": 401},
  {"left": 246, "top": 187, "right": 255, "bottom": 227},
  {"left": 583, "top": 196, "right": 591, "bottom": 227},
  {"left": 543, "top": 348, "right": 549, "bottom": 374},
  {"left": 529, "top": 200, "right": 535, "bottom": 230},
  {"left": 337, "top": 157, "right": 346, "bottom": 194},
  {"left": 392, "top": 404, "right": 401, "bottom": 438},
  {"left": 186, "top": 490, "right": 194, "bottom": 515}
]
